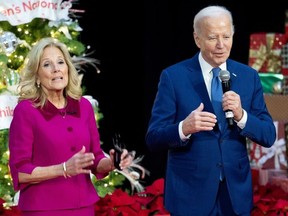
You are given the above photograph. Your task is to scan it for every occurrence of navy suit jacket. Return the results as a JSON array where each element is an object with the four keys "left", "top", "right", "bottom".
[{"left": 146, "top": 53, "right": 276, "bottom": 215}]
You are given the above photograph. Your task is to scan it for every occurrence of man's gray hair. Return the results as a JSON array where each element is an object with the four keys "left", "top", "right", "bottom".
[{"left": 193, "top": 5, "right": 234, "bottom": 35}]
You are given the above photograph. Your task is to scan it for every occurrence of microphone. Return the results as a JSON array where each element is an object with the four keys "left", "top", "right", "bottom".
[{"left": 219, "top": 70, "right": 234, "bottom": 126}]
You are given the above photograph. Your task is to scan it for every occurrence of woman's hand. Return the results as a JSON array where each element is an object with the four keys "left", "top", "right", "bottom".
[
  {"left": 64, "top": 146, "right": 95, "bottom": 177},
  {"left": 109, "top": 148, "right": 135, "bottom": 170}
]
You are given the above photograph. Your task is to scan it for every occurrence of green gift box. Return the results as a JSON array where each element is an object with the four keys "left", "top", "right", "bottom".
[{"left": 259, "top": 73, "right": 284, "bottom": 94}]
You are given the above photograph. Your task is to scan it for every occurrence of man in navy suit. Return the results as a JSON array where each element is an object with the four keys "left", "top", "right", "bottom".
[{"left": 145, "top": 5, "right": 276, "bottom": 216}]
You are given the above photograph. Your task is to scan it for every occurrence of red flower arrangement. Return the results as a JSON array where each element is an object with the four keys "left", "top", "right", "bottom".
[
  {"left": 251, "top": 183, "right": 288, "bottom": 215},
  {"left": 94, "top": 178, "right": 170, "bottom": 215},
  {"left": 1, "top": 177, "right": 287, "bottom": 216},
  {"left": 250, "top": 169, "right": 288, "bottom": 215},
  {"left": 0, "top": 178, "right": 170, "bottom": 216}
]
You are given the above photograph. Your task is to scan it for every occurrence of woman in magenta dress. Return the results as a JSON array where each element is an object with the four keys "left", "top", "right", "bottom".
[{"left": 8, "top": 37, "right": 133, "bottom": 216}]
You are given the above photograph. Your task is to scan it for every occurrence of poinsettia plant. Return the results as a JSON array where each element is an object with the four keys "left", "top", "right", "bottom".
[
  {"left": 1, "top": 178, "right": 170, "bottom": 215},
  {"left": 2, "top": 177, "right": 288, "bottom": 215},
  {"left": 94, "top": 178, "right": 169, "bottom": 215},
  {"left": 251, "top": 183, "right": 288, "bottom": 215}
]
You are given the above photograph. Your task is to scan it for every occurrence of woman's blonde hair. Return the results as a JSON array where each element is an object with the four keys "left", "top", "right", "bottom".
[{"left": 18, "top": 37, "right": 82, "bottom": 107}]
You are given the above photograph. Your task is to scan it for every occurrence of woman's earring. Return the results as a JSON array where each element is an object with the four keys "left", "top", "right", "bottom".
[{"left": 37, "top": 82, "right": 40, "bottom": 88}]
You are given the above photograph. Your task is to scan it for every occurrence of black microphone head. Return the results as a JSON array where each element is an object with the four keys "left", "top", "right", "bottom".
[{"left": 219, "top": 70, "right": 230, "bottom": 82}]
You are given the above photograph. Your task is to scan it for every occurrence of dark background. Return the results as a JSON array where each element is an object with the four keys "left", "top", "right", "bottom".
[{"left": 76, "top": 1, "right": 288, "bottom": 185}]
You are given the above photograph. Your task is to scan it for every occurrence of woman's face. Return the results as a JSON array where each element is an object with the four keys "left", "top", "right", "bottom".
[{"left": 37, "top": 46, "right": 69, "bottom": 96}]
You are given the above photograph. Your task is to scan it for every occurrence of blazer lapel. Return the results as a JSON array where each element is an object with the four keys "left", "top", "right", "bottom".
[
  {"left": 186, "top": 57, "right": 215, "bottom": 114},
  {"left": 186, "top": 56, "right": 222, "bottom": 134}
]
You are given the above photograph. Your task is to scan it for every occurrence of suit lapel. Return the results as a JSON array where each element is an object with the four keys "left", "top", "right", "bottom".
[
  {"left": 186, "top": 57, "right": 215, "bottom": 114},
  {"left": 186, "top": 56, "right": 223, "bottom": 134}
]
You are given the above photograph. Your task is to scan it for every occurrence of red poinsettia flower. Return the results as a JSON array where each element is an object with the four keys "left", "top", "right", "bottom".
[
  {"left": 0, "top": 198, "right": 5, "bottom": 213},
  {"left": 94, "top": 178, "right": 170, "bottom": 215},
  {"left": 145, "top": 178, "right": 165, "bottom": 195},
  {"left": 1, "top": 198, "right": 21, "bottom": 216},
  {"left": 252, "top": 183, "right": 288, "bottom": 215},
  {"left": 134, "top": 178, "right": 165, "bottom": 206},
  {"left": 134, "top": 178, "right": 169, "bottom": 215}
]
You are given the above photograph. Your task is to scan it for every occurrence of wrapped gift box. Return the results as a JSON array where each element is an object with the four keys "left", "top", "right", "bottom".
[
  {"left": 281, "top": 43, "right": 288, "bottom": 75},
  {"left": 258, "top": 168, "right": 288, "bottom": 193},
  {"left": 249, "top": 33, "right": 287, "bottom": 73},
  {"left": 270, "top": 175, "right": 288, "bottom": 193},
  {"left": 259, "top": 73, "right": 284, "bottom": 94},
  {"left": 247, "top": 121, "right": 288, "bottom": 170},
  {"left": 264, "top": 95, "right": 288, "bottom": 120}
]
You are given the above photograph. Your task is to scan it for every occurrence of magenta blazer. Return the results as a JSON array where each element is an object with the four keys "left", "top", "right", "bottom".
[{"left": 9, "top": 96, "right": 107, "bottom": 211}]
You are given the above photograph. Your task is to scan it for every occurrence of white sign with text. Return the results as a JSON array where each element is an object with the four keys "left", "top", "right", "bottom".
[
  {"left": 0, "top": 95, "right": 18, "bottom": 130},
  {"left": 0, "top": 0, "right": 71, "bottom": 26}
]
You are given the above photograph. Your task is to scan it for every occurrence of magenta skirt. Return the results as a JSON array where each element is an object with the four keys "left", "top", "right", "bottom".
[{"left": 20, "top": 205, "right": 94, "bottom": 216}]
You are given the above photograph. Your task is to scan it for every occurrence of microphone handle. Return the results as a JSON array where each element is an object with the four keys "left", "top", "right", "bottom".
[
  {"left": 226, "top": 111, "right": 234, "bottom": 126},
  {"left": 221, "top": 81, "right": 230, "bottom": 93},
  {"left": 221, "top": 80, "right": 234, "bottom": 126}
]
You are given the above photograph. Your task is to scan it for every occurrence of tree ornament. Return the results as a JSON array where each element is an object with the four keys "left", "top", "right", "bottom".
[
  {"left": 0, "top": 31, "right": 18, "bottom": 55},
  {"left": 4, "top": 68, "right": 20, "bottom": 94}
]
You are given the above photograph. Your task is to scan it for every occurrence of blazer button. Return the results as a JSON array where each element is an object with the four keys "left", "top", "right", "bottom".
[{"left": 67, "top": 127, "right": 73, "bottom": 132}]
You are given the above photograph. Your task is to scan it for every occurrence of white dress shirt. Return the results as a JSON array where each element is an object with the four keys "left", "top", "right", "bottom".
[{"left": 179, "top": 53, "right": 247, "bottom": 140}]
